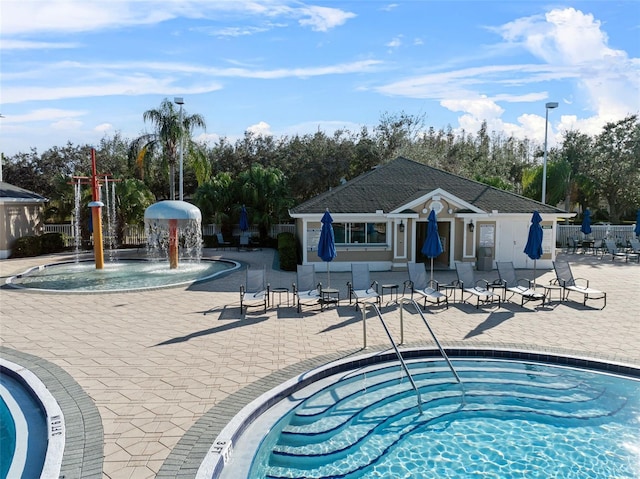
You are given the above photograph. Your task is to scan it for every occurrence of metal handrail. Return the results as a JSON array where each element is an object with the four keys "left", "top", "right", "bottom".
[
  {"left": 400, "top": 298, "right": 463, "bottom": 384},
  {"left": 362, "top": 302, "right": 424, "bottom": 414}
]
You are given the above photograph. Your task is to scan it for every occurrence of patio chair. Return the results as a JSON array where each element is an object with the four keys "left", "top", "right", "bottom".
[
  {"left": 495, "top": 262, "right": 545, "bottom": 307},
  {"left": 629, "top": 239, "right": 640, "bottom": 255},
  {"left": 566, "top": 237, "right": 579, "bottom": 254},
  {"left": 403, "top": 262, "right": 448, "bottom": 310},
  {"left": 453, "top": 262, "right": 501, "bottom": 309},
  {"left": 238, "top": 232, "right": 250, "bottom": 251},
  {"left": 216, "top": 233, "right": 232, "bottom": 250},
  {"left": 552, "top": 260, "right": 606, "bottom": 309},
  {"left": 293, "top": 265, "right": 322, "bottom": 313},
  {"left": 602, "top": 240, "right": 635, "bottom": 262},
  {"left": 240, "top": 267, "right": 269, "bottom": 314},
  {"left": 347, "top": 263, "right": 380, "bottom": 309}
]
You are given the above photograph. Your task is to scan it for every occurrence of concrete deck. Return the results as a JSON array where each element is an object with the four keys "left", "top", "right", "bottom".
[{"left": 1, "top": 248, "right": 638, "bottom": 478}]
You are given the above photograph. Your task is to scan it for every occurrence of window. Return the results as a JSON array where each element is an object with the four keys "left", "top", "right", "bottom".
[{"left": 333, "top": 222, "right": 387, "bottom": 245}]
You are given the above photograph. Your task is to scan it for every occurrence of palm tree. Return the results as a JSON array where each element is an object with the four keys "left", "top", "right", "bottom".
[{"left": 131, "top": 98, "right": 206, "bottom": 200}]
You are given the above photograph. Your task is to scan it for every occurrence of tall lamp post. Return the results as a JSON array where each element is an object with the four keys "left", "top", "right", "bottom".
[
  {"left": 541, "top": 101, "right": 559, "bottom": 204},
  {"left": 174, "top": 97, "right": 184, "bottom": 201}
]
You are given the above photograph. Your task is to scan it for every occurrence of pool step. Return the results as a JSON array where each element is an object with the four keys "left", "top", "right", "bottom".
[{"left": 262, "top": 362, "right": 626, "bottom": 479}]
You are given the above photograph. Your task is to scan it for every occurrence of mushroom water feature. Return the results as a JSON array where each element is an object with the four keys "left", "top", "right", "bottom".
[{"left": 144, "top": 200, "right": 203, "bottom": 269}]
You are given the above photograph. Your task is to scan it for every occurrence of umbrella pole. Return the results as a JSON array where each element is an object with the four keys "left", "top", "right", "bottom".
[
  {"left": 327, "top": 263, "right": 331, "bottom": 288},
  {"left": 533, "top": 259, "right": 537, "bottom": 291},
  {"left": 430, "top": 258, "right": 434, "bottom": 282}
]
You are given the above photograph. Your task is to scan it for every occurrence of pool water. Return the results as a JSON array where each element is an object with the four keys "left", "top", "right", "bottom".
[
  {"left": 247, "top": 359, "right": 640, "bottom": 479},
  {"left": 6, "top": 259, "right": 238, "bottom": 292},
  {"left": 0, "top": 373, "right": 48, "bottom": 479}
]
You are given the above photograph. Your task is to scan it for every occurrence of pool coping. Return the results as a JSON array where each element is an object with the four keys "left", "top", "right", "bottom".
[
  {"left": 158, "top": 342, "right": 640, "bottom": 478},
  {"left": 0, "top": 346, "right": 104, "bottom": 479}
]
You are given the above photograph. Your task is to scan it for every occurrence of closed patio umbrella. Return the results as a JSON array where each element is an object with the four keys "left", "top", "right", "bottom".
[
  {"left": 581, "top": 209, "right": 592, "bottom": 236},
  {"left": 635, "top": 209, "right": 640, "bottom": 238},
  {"left": 421, "top": 209, "right": 443, "bottom": 281},
  {"left": 524, "top": 211, "right": 543, "bottom": 291},
  {"left": 318, "top": 209, "right": 337, "bottom": 287},
  {"left": 239, "top": 205, "right": 249, "bottom": 232}
]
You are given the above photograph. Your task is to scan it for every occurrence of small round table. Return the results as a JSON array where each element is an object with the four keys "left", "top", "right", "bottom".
[
  {"left": 543, "top": 284, "right": 564, "bottom": 305},
  {"left": 271, "top": 287, "right": 289, "bottom": 307},
  {"left": 381, "top": 284, "right": 399, "bottom": 304}
]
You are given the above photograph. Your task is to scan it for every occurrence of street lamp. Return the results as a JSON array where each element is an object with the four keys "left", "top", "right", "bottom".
[
  {"left": 174, "top": 97, "right": 184, "bottom": 201},
  {"left": 541, "top": 101, "right": 559, "bottom": 204}
]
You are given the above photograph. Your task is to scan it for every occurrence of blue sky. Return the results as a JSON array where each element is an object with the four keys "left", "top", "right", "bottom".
[{"left": 1, "top": 1, "right": 639, "bottom": 157}]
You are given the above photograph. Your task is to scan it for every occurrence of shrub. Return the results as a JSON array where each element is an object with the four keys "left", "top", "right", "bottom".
[
  {"left": 10, "top": 236, "right": 41, "bottom": 258},
  {"left": 277, "top": 232, "right": 297, "bottom": 271},
  {"left": 40, "top": 232, "right": 65, "bottom": 254}
]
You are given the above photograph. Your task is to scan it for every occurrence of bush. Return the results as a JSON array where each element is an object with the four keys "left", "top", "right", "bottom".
[
  {"left": 40, "top": 232, "right": 65, "bottom": 254},
  {"left": 10, "top": 236, "right": 41, "bottom": 258},
  {"left": 203, "top": 235, "right": 217, "bottom": 248},
  {"left": 277, "top": 232, "right": 297, "bottom": 271}
]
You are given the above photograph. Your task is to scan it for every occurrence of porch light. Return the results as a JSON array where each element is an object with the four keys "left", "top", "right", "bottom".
[
  {"left": 468, "top": 221, "right": 475, "bottom": 233},
  {"left": 399, "top": 220, "right": 405, "bottom": 232}
]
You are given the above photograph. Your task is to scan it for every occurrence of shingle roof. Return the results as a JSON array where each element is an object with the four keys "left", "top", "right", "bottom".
[
  {"left": 290, "top": 156, "right": 566, "bottom": 215},
  {"left": 0, "top": 182, "right": 48, "bottom": 202}
]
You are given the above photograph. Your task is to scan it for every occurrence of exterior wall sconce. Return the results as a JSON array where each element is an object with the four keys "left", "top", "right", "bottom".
[
  {"left": 399, "top": 220, "right": 405, "bottom": 232},
  {"left": 468, "top": 221, "right": 475, "bottom": 233}
]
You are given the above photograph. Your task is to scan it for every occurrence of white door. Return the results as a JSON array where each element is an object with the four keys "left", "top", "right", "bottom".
[{"left": 496, "top": 220, "right": 530, "bottom": 268}]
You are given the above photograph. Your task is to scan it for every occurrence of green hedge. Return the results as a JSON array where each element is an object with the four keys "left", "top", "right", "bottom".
[
  {"left": 277, "top": 232, "right": 297, "bottom": 271},
  {"left": 10, "top": 232, "right": 66, "bottom": 258}
]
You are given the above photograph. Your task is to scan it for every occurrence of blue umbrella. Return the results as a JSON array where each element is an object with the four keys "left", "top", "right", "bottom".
[
  {"left": 581, "top": 209, "right": 592, "bottom": 236},
  {"left": 635, "top": 209, "right": 640, "bottom": 238},
  {"left": 318, "top": 209, "right": 337, "bottom": 287},
  {"left": 421, "top": 209, "right": 443, "bottom": 281},
  {"left": 239, "top": 205, "right": 249, "bottom": 232},
  {"left": 524, "top": 211, "right": 543, "bottom": 290}
]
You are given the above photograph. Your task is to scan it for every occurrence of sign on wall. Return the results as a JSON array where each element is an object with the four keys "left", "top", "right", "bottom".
[{"left": 479, "top": 224, "right": 495, "bottom": 247}]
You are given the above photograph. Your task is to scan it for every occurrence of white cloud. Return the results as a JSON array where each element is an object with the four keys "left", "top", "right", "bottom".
[
  {"left": 386, "top": 36, "right": 402, "bottom": 49},
  {"left": 0, "top": 40, "right": 79, "bottom": 50},
  {"left": 51, "top": 118, "right": 83, "bottom": 130},
  {"left": 0, "top": 108, "right": 85, "bottom": 123},
  {"left": 94, "top": 123, "right": 113, "bottom": 133},
  {"left": 297, "top": 5, "right": 356, "bottom": 32},
  {"left": 246, "top": 121, "right": 272, "bottom": 136}
]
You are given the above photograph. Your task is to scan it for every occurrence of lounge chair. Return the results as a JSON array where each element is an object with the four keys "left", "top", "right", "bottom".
[
  {"left": 238, "top": 232, "right": 250, "bottom": 251},
  {"left": 403, "top": 263, "right": 448, "bottom": 310},
  {"left": 552, "top": 260, "right": 606, "bottom": 309},
  {"left": 453, "top": 262, "right": 501, "bottom": 309},
  {"left": 216, "top": 233, "right": 232, "bottom": 250},
  {"left": 292, "top": 265, "right": 322, "bottom": 313},
  {"left": 602, "top": 240, "right": 636, "bottom": 262},
  {"left": 240, "top": 267, "right": 269, "bottom": 314},
  {"left": 495, "top": 261, "right": 545, "bottom": 307},
  {"left": 347, "top": 263, "right": 380, "bottom": 309},
  {"left": 629, "top": 239, "right": 640, "bottom": 256}
]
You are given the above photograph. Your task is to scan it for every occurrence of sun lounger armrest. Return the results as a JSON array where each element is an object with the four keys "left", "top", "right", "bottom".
[
  {"left": 516, "top": 277, "right": 533, "bottom": 288},
  {"left": 240, "top": 284, "right": 245, "bottom": 294},
  {"left": 573, "top": 277, "right": 590, "bottom": 288},
  {"left": 370, "top": 280, "right": 379, "bottom": 293},
  {"left": 292, "top": 282, "right": 297, "bottom": 294},
  {"left": 475, "top": 279, "right": 490, "bottom": 289}
]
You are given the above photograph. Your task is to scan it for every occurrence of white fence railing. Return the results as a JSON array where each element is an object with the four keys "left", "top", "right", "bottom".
[
  {"left": 44, "top": 223, "right": 296, "bottom": 247},
  {"left": 556, "top": 224, "right": 636, "bottom": 247}
]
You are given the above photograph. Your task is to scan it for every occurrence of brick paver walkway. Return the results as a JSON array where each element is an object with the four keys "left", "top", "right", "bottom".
[{"left": 1, "top": 248, "right": 638, "bottom": 478}]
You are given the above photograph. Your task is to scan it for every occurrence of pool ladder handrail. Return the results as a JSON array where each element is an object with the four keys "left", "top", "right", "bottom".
[
  {"left": 400, "top": 297, "right": 463, "bottom": 385},
  {"left": 362, "top": 302, "right": 424, "bottom": 414}
]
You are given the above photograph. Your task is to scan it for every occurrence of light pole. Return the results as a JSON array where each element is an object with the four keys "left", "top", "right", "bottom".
[
  {"left": 174, "top": 97, "right": 184, "bottom": 201},
  {"left": 541, "top": 101, "right": 558, "bottom": 204}
]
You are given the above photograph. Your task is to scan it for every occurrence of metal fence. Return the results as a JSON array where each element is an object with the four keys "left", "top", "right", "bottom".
[{"left": 44, "top": 223, "right": 296, "bottom": 247}]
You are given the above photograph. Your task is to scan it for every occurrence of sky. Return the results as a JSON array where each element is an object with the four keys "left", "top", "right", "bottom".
[{"left": 1, "top": 1, "right": 639, "bottom": 158}]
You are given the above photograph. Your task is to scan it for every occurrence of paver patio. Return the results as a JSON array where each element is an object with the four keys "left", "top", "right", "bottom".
[{"left": 1, "top": 248, "right": 638, "bottom": 478}]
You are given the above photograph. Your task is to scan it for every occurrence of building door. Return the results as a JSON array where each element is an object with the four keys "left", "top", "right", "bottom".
[
  {"left": 496, "top": 220, "right": 530, "bottom": 268},
  {"left": 416, "top": 221, "right": 451, "bottom": 268}
]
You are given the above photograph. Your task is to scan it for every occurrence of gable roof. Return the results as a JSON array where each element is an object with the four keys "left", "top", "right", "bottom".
[
  {"left": 0, "top": 182, "right": 48, "bottom": 203},
  {"left": 290, "top": 156, "right": 566, "bottom": 216}
]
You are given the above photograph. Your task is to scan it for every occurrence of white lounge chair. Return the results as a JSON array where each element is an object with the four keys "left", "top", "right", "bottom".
[
  {"left": 552, "top": 260, "right": 606, "bottom": 309},
  {"left": 293, "top": 265, "right": 322, "bottom": 313},
  {"left": 453, "top": 262, "right": 500, "bottom": 309},
  {"left": 403, "top": 262, "right": 448, "bottom": 310},
  {"left": 347, "top": 263, "right": 380, "bottom": 309},
  {"left": 240, "top": 267, "right": 269, "bottom": 314},
  {"left": 496, "top": 261, "right": 545, "bottom": 307}
]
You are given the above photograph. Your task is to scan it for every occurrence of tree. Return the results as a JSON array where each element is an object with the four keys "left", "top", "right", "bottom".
[
  {"left": 114, "top": 179, "right": 155, "bottom": 244},
  {"left": 587, "top": 115, "right": 640, "bottom": 223},
  {"left": 130, "top": 98, "right": 206, "bottom": 200}
]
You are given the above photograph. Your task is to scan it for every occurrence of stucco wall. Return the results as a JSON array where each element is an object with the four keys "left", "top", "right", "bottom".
[{"left": 0, "top": 203, "right": 44, "bottom": 259}]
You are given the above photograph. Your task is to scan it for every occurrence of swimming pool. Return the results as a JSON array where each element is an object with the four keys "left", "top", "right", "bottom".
[
  {"left": 0, "top": 359, "right": 65, "bottom": 479},
  {"left": 206, "top": 351, "right": 640, "bottom": 479}
]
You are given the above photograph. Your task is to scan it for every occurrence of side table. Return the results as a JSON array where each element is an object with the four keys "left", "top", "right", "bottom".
[
  {"left": 320, "top": 288, "right": 340, "bottom": 310},
  {"left": 381, "top": 284, "right": 399, "bottom": 304},
  {"left": 543, "top": 284, "right": 564, "bottom": 305},
  {"left": 271, "top": 287, "right": 289, "bottom": 307}
]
